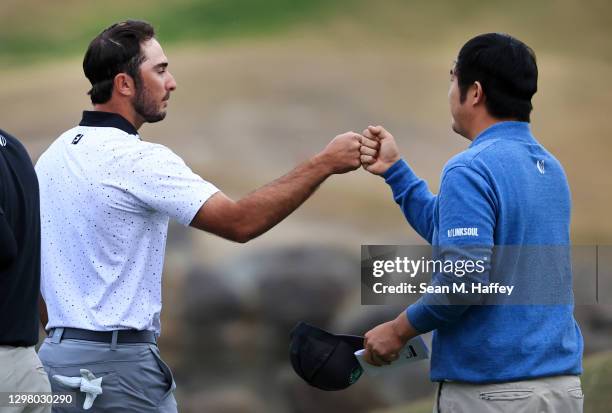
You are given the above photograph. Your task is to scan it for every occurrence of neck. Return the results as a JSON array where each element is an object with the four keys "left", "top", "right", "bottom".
[
  {"left": 93, "top": 101, "right": 144, "bottom": 131},
  {"left": 465, "top": 115, "right": 518, "bottom": 141}
]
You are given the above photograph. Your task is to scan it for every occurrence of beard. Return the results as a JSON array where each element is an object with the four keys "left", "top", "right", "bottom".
[{"left": 133, "top": 85, "right": 168, "bottom": 124}]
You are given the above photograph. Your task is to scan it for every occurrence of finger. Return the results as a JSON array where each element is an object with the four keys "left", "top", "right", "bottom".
[
  {"left": 371, "top": 352, "right": 390, "bottom": 366},
  {"left": 361, "top": 154, "right": 375, "bottom": 165},
  {"left": 367, "top": 125, "right": 382, "bottom": 135},
  {"left": 380, "top": 352, "right": 399, "bottom": 363},
  {"left": 361, "top": 136, "right": 379, "bottom": 150},
  {"left": 360, "top": 145, "right": 377, "bottom": 156},
  {"left": 363, "top": 349, "right": 374, "bottom": 366},
  {"left": 338, "top": 131, "right": 359, "bottom": 141},
  {"left": 364, "top": 349, "right": 382, "bottom": 366},
  {"left": 362, "top": 128, "right": 379, "bottom": 141},
  {"left": 369, "top": 125, "right": 393, "bottom": 141},
  {"left": 351, "top": 133, "right": 364, "bottom": 148}
]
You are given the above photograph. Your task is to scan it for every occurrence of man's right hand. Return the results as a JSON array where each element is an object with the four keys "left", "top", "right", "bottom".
[
  {"left": 360, "top": 125, "right": 401, "bottom": 175},
  {"left": 315, "top": 131, "right": 363, "bottom": 175}
]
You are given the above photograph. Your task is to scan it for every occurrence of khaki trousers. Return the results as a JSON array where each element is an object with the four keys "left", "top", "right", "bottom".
[
  {"left": 433, "top": 375, "right": 583, "bottom": 413},
  {"left": 0, "top": 346, "right": 51, "bottom": 413}
]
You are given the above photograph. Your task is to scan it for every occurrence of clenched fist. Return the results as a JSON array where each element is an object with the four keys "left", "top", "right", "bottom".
[
  {"left": 360, "top": 125, "right": 401, "bottom": 175},
  {"left": 316, "top": 132, "right": 364, "bottom": 175}
]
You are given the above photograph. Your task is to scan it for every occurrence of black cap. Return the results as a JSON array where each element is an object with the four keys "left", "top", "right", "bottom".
[{"left": 289, "top": 322, "right": 364, "bottom": 391}]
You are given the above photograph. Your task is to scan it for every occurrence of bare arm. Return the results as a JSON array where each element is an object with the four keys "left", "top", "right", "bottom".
[
  {"left": 39, "top": 294, "right": 48, "bottom": 330},
  {"left": 190, "top": 132, "right": 363, "bottom": 243}
]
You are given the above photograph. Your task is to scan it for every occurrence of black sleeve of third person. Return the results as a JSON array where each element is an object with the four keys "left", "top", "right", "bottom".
[{"left": 0, "top": 207, "right": 17, "bottom": 269}]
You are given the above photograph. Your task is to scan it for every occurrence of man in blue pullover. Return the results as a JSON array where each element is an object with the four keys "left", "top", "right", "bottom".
[{"left": 359, "top": 33, "right": 584, "bottom": 412}]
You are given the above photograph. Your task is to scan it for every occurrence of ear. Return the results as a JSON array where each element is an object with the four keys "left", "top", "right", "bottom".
[
  {"left": 113, "top": 73, "right": 136, "bottom": 98},
  {"left": 472, "top": 81, "right": 485, "bottom": 106}
]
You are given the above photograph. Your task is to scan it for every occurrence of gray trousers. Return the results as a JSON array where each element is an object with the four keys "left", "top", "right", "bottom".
[
  {"left": 38, "top": 331, "right": 177, "bottom": 413},
  {"left": 433, "top": 375, "right": 583, "bottom": 413}
]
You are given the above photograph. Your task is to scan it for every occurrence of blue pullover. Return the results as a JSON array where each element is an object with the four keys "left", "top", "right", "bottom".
[{"left": 383, "top": 121, "right": 583, "bottom": 383}]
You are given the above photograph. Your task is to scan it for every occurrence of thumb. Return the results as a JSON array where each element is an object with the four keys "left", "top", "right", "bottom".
[
  {"left": 367, "top": 125, "right": 382, "bottom": 136},
  {"left": 368, "top": 125, "right": 394, "bottom": 141},
  {"left": 372, "top": 125, "right": 394, "bottom": 141}
]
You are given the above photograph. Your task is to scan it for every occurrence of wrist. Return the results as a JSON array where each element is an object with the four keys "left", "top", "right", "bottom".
[
  {"left": 311, "top": 152, "right": 334, "bottom": 176},
  {"left": 382, "top": 158, "right": 408, "bottom": 181},
  {"left": 392, "top": 311, "right": 415, "bottom": 342},
  {"left": 384, "top": 155, "right": 401, "bottom": 173}
]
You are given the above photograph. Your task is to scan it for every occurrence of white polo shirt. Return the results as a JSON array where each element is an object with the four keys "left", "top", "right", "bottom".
[{"left": 36, "top": 111, "right": 219, "bottom": 335}]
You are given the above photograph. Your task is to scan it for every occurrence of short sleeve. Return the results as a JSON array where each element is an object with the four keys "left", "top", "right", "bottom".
[{"left": 127, "top": 144, "right": 219, "bottom": 226}]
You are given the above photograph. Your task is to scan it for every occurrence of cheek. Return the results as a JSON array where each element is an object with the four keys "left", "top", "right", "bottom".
[
  {"left": 448, "top": 90, "right": 454, "bottom": 111},
  {"left": 143, "top": 74, "right": 164, "bottom": 93},
  {"left": 448, "top": 87, "right": 457, "bottom": 111}
]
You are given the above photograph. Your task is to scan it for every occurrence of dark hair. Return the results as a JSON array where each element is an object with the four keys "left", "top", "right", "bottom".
[
  {"left": 455, "top": 33, "right": 538, "bottom": 122},
  {"left": 83, "top": 20, "right": 155, "bottom": 104}
]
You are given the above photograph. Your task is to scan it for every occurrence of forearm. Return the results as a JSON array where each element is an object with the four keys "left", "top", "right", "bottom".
[
  {"left": 392, "top": 310, "right": 419, "bottom": 341},
  {"left": 407, "top": 244, "right": 492, "bottom": 333},
  {"left": 39, "top": 294, "right": 49, "bottom": 330},
  {"left": 383, "top": 159, "right": 436, "bottom": 242},
  {"left": 231, "top": 155, "right": 331, "bottom": 241},
  {"left": 193, "top": 131, "right": 361, "bottom": 241},
  {"left": 193, "top": 154, "right": 336, "bottom": 242}
]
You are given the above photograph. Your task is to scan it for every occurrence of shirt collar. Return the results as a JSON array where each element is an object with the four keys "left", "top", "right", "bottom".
[
  {"left": 469, "top": 121, "right": 534, "bottom": 148},
  {"left": 79, "top": 111, "right": 139, "bottom": 137}
]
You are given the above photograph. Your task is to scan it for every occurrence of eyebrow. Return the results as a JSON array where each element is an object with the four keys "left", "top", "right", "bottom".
[{"left": 153, "top": 62, "right": 168, "bottom": 69}]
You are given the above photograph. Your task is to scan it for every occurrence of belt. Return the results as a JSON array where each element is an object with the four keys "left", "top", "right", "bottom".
[{"left": 48, "top": 327, "right": 156, "bottom": 344}]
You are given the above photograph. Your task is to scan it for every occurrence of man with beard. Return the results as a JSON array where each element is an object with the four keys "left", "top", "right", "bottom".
[{"left": 36, "top": 20, "right": 365, "bottom": 412}]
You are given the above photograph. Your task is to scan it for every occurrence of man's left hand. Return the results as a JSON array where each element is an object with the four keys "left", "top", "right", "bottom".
[{"left": 363, "top": 312, "right": 418, "bottom": 366}]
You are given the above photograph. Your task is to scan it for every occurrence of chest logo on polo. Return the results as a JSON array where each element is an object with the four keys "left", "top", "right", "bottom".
[
  {"left": 72, "top": 133, "right": 84, "bottom": 145},
  {"left": 447, "top": 227, "right": 479, "bottom": 237},
  {"left": 0, "top": 134, "right": 6, "bottom": 147},
  {"left": 536, "top": 159, "right": 545, "bottom": 174}
]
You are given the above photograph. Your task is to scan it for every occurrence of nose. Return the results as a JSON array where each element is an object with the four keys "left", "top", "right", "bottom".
[{"left": 167, "top": 72, "right": 177, "bottom": 91}]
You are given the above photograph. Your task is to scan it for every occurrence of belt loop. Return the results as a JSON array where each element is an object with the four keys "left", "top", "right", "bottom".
[
  {"left": 110, "top": 330, "right": 119, "bottom": 351},
  {"left": 51, "top": 327, "right": 65, "bottom": 344}
]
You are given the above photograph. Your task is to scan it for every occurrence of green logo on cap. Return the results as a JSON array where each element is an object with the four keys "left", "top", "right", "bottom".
[{"left": 349, "top": 366, "right": 363, "bottom": 385}]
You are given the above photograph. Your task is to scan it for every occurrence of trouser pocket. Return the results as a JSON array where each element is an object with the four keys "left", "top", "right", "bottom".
[
  {"left": 47, "top": 365, "right": 119, "bottom": 412},
  {"left": 479, "top": 388, "right": 534, "bottom": 401},
  {"left": 147, "top": 344, "right": 176, "bottom": 401},
  {"left": 567, "top": 385, "right": 584, "bottom": 399}
]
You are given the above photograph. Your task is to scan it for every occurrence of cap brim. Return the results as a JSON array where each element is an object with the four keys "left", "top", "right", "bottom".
[{"left": 335, "top": 334, "right": 364, "bottom": 352}]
